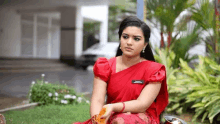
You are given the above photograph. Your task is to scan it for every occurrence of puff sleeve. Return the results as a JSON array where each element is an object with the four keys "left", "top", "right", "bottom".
[
  {"left": 93, "top": 57, "right": 111, "bottom": 82},
  {"left": 145, "top": 62, "right": 168, "bottom": 117},
  {"left": 146, "top": 63, "right": 166, "bottom": 83}
]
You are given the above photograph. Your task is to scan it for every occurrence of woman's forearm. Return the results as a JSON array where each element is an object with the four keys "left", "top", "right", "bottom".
[
  {"left": 90, "top": 77, "right": 107, "bottom": 117},
  {"left": 111, "top": 83, "right": 161, "bottom": 113},
  {"left": 112, "top": 100, "right": 149, "bottom": 113},
  {"left": 90, "top": 100, "right": 104, "bottom": 117}
]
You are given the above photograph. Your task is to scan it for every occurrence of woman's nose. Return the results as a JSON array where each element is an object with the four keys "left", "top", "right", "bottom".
[{"left": 127, "top": 38, "right": 132, "bottom": 45}]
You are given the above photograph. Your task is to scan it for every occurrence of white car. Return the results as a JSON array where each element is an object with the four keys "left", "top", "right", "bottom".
[{"left": 75, "top": 42, "right": 119, "bottom": 70}]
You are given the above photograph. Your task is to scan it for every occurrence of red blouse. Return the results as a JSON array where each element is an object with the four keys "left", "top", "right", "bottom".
[{"left": 93, "top": 57, "right": 168, "bottom": 123}]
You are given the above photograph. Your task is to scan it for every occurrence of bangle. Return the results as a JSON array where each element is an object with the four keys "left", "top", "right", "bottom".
[{"left": 119, "top": 102, "right": 125, "bottom": 113}]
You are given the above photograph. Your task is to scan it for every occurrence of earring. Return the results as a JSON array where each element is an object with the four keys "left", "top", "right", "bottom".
[{"left": 142, "top": 48, "right": 145, "bottom": 53}]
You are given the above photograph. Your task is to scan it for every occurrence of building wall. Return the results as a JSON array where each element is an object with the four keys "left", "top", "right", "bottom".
[
  {"left": 82, "top": 5, "right": 108, "bottom": 22},
  {"left": 0, "top": 8, "right": 60, "bottom": 59},
  {"left": 0, "top": 8, "right": 21, "bottom": 58},
  {"left": 20, "top": 14, "right": 60, "bottom": 59},
  {"left": 0, "top": 5, "right": 108, "bottom": 59},
  {"left": 82, "top": 5, "right": 109, "bottom": 45},
  {"left": 50, "top": 26, "right": 60, "bottom": 59}
]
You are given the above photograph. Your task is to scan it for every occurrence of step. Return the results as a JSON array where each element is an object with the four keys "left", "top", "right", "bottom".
[
  {"left": 0, "top": 63, "right": 68, "bottom": 69},
  {"left": 0, "top": 58, "right": 74, "bottom": 73},
  {"left": 0, "top": 59, "right": 61, "bottom": 65}
]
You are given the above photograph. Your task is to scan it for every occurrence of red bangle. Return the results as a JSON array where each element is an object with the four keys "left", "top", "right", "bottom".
[{"left": 119, "top": 102, "right": 125, "bottom": 113}]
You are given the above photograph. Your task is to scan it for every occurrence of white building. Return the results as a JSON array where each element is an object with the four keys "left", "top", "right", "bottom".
[{"left": 0, "top": 0, "right": 126, "bottom": 61}]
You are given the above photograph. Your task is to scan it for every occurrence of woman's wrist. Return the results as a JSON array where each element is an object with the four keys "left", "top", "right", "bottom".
[
  {"left": 111, "top": 103, "right": 116, "bottom": 112},
  {"left": 111, "top": 102, "right": 125, "bottom": 112},
  {"left": 90, "top": 100, "right": 104, "bottom": 117},
  {"left": 119, "top": 102, "right": 125, "bottom": 113}
]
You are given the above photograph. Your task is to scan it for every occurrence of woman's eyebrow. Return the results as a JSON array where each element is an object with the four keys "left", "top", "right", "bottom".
[
  {"left": 122, "top": 33, "right": 142, "bottom": 38},
  {"left": 122, "top": 33, "right": 128, "bottom": 35},
  {"left": 133, "top": 35, "right": 142, "bottom": 38}
]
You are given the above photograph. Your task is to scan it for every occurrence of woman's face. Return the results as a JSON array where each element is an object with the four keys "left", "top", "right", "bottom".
[{"left": 120, "top": 26, "right": 147, "bottom": 57}]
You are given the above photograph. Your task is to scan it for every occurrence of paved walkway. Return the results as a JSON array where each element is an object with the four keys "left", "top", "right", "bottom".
[
  {"left": 0, "top": 97, "right": 28, "bottom": 110},
  {"left": 0, "top": 67, "right": 94, "bottom": 109}
]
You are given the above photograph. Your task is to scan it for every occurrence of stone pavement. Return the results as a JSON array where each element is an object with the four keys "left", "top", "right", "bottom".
[
  {"left": 0, "top": 96, "right": 28, "bottom": 110},
  {"left": 0, "top": 63, "right": 94, "bottom": 110}
]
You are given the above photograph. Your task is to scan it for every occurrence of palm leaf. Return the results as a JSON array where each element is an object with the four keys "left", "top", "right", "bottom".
[
  {"left": 192, "top": 103, "right": 205, "bottom": 108},
  {"left": 202, "top": 112, "right": 209, "bottom": 122},
  {"left": 192, "top": 107, "right": 206, "bottom": 122},
  {"left": 208, "top": 102, "right": 220, "bottom": 123},
  {"left": 205, "top": 97, "right": 220, "bottom": 107}
]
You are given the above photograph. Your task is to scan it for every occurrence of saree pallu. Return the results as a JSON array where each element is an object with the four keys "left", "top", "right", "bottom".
[{"left": 73, "top": 57, "right": 168, "bottom": 124}]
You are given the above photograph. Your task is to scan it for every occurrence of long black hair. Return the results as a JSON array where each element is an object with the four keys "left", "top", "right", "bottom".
[{"left": 115, "top": 16, "right": 155, "bottom": 62}]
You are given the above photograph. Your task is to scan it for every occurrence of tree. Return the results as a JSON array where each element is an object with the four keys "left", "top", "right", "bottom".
[
  {"left": 147, "top": 0, "right": 195, "bottom": 48},
  {"left": 190, "top": 0, "right": 220, "bottom": 63}
]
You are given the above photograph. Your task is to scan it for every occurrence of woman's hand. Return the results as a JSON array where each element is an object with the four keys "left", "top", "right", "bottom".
[
  {"left": 91, "top": 115, "right": 98, "bottom": 124},
  {"left": 101, "top": 104, "right": 114, "bottom": 123}
]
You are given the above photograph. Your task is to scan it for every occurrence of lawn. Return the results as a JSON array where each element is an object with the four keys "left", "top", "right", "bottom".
[
  {"left": 2, "top": 104, "right": 209, "bottom": 124},
  {"left": 3, "top": 104, "right": 90, "bottom": 124}
]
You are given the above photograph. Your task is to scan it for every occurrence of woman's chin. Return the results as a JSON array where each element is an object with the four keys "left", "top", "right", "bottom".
[{"left": 122, "top": 52, "right": 136, "bottom": 58}]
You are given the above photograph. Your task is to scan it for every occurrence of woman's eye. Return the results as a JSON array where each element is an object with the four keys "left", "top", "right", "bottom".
[
  {"left": 123, "top": 36, "right": 128, "bottom": 39},
  {"left": 134, "top": 38, "right": 140, "bottom": 41}
]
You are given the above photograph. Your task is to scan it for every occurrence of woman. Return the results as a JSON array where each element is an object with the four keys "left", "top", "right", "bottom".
[{"left": 74, "top": 16, "right": 168, "bottom": 124}]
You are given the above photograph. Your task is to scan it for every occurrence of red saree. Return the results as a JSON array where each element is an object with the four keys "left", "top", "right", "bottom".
[{"left": 74, "top": 57, "right": 168, "bottom": 124}]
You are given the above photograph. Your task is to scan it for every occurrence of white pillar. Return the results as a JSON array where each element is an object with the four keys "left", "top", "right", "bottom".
[
  {"left": 75, "top": 7, "right": 83, "bottom": 57},
  {"left": 99, "top": 6, "right": 108, "bottom": 45}
]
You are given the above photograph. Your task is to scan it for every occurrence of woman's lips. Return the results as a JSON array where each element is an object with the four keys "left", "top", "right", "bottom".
[{"left": 125, "top": 47, "right": 133, "bottom": 51}]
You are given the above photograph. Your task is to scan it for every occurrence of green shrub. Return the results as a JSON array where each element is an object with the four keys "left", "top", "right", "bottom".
[
  {"left": 154, "top": 48, "right": 192, "bottom": 115},
  {"left": 155, "top": 48, "right": 220, "bottom": 123},
  {"left": 28, "top": 74, "right": 90, "bottom": 106},
  {"left": 180, "top": 56, "right": 220, "bottom": 123}
]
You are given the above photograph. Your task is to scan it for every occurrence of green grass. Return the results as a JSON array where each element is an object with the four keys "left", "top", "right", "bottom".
[
  {"left": 3, "top": 104, "right": 90, "bottom": 124},
  {"left": 3, "top": 104, "right": 210, "bottom": 124}
]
